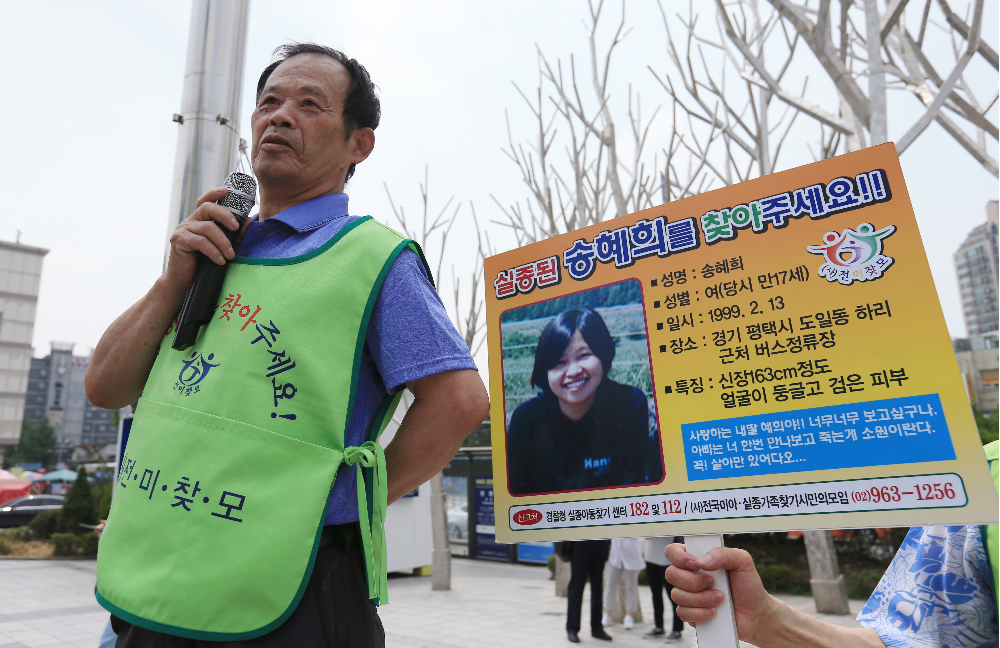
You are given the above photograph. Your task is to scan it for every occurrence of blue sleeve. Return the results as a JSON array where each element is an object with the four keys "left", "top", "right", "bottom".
[
  {"left": 856, "top": 525, "right": 999, "bottom": 648},
  {"left": 367, "top": 248, "right": 478, "bottom": 393}
]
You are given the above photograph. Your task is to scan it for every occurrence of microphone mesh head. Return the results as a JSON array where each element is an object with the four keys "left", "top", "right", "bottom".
[
  {"left": 218, "top": 172, "right": 257, "bottom": 216},
  {"left": 225, "top": 172, "right": 257, "bottom": 196}
]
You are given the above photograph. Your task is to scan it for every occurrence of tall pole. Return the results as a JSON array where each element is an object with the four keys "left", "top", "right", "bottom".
[
  {"left": 165, "top": 0, "right": 250, "bottom": 266},
  {"left": 429, "top": 472, "right": 452, "bottom": 590}
]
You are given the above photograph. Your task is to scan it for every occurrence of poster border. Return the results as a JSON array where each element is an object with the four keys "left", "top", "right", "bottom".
[{"left": 499, "top": 277, "right": 666, "bottom": 497}]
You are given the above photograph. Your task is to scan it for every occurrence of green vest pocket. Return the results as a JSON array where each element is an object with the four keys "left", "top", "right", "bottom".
[{"left": 97, "top": 398, "right": 341, "bottom": 640}]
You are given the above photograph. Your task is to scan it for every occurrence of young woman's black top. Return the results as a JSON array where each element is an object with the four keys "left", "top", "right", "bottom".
[{"left": 506, "top": 379, "right": 663, "bottom": 496}]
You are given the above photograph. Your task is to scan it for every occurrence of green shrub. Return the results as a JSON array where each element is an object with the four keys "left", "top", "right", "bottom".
[
  {"left": 974, "top": 407, "right": 999, "bottom": 445},
  {"left": 638, "top": 568, "right": 648, "bottom": 586},
  {"left": 29, "top": 509, "right": 61, "bottom": 540},
  {"left": 79, "top": 531, "right": 99, "bottom": 557},
  {"left": 0, "top": 526, "right": 34, "bottom": 553},
  {"left": 51, "top": 532, "right": 81, "bottom": 556},
  {"left": 1, "top": 526, "right": 33, "bottom": 542},
  {"left": 50, "top": 531, "right": 97, "bottom": 557},
  {"left": 547, "top": 554, "right": 556, "bottom": 580},
  {"left": 60, "top": 468, "right": 97, "bottom": 534},
  {"left": 846, "top": 568, "right": 884, "bottom": 600},
  {"left": 757, "top": 563, "right": 810, "bottom": 596},
  {"left": 97, "top": 483, "right": 112, "bottom": 521}
]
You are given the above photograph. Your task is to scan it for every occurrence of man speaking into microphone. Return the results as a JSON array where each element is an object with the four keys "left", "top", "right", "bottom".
[{"left": 85, "top": 43, "right": 489, "bottom": 648}]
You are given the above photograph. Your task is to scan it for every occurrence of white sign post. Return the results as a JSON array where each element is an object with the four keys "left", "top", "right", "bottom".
[{"left": 684, "top": 534, "right": 739, "bottom": 648}]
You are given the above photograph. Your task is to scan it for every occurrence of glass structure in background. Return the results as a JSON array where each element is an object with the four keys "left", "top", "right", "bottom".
[
  {"left": 23, "top": 344, "right": 117, "bottom": 461},
  {"left": 442, "top": 449, "right": 554, "bottom": 564},
  {"left": 0, "top": 238, "right": 47, "bottom": 465},
  {"left": 954, "top": 201, "right": 999, "bottom": 336}
]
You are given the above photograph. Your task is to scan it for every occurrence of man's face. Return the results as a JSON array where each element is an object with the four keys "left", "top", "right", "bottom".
[{"left": 250, "top": 53, "right": 357, "bottom": 192}]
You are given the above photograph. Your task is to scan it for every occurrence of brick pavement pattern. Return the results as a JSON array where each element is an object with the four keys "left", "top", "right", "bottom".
[{"left": 0, "top": 558, "right": 865, "bottom": 648}]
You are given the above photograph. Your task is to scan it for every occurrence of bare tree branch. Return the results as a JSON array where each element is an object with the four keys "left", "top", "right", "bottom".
[{"left": 383, "top": 168, "right": 488, "bottom": 356}]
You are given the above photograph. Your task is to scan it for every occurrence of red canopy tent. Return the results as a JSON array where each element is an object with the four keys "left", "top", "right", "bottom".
[{"left": 0, "top": 480, "right": 32, "bottom": 506}]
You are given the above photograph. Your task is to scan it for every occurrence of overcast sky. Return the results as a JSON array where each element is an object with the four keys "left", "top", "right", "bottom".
[{"left": 2, "top": 0, "right": 996, "bottom": 385}]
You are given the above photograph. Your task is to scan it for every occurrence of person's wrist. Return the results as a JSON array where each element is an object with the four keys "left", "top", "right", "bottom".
[
  {"left": 156, "top": 268, "right": 192, "bottom": 299},
  {"left": 754, "top": 593, "right": 789, "bottom": 644},
  {"left": 152, "top": 272, "right": 193, "bottom": 321}
]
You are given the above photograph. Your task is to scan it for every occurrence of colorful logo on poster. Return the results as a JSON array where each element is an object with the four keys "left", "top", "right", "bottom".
[{"left": 807, "top": 223, "right": 896, "bottom": 285}]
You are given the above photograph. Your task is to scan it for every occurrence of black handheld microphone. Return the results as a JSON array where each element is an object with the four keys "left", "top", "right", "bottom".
[{"left": 171, "top": 172, "right": 258, "bottom": 350}]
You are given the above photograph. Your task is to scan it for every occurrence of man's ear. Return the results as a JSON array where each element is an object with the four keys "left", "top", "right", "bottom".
[{"left": 350, "top": 127, "right": 375, "bottom": 165}]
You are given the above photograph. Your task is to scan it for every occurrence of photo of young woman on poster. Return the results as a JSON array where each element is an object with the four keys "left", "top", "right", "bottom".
[{"left": 506, "top": 308, "right": 663, "bottom": 496}]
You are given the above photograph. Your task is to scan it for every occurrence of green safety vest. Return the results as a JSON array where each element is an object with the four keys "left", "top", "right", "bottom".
[
  {"left": 96, "top": 217, "right": 424, "bottom": 641},
  {"left": 984, "top": 440, "right": 999, "bottom": 616}
]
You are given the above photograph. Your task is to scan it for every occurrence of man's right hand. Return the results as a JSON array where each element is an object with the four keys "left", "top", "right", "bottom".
[
  {"left": 86, "top": 187, "right": 247, "bottom": 410},
  {"left": 164, "top": 187, "right": 245, "bottom": 291}
]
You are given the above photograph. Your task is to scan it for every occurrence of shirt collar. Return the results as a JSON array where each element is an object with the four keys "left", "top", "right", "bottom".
[{"left": 258, "top": 193, "right": 350, "bottom": 233}]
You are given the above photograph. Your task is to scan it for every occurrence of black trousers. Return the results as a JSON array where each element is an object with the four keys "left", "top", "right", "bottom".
[
  {"left": 111, "top": 523, "right": 384, "bottom": 648},
  {"left": 566, "top": 540, "right": 610, "bottom": 634},
  {"left": 645, "top": 561, "right": 683, "bottom": 633}
]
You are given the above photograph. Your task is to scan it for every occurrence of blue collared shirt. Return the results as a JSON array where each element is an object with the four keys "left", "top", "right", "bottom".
[{"left": 239, "top": 193, "right": 477, "bottom": 524}]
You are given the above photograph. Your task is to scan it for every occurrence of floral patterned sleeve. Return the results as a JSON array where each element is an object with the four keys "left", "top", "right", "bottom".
[{"left": 857, "top": 525, "right": 998, "bottom": 648}]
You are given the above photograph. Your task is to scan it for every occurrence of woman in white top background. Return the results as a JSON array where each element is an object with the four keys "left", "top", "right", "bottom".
[{"left": 603, "top": 537, "right": 646, "bottom": 630}]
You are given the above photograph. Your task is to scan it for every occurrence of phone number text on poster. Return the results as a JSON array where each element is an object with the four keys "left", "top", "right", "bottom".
[{"left": 507, "top": 474, "right": 967, "bottom": 531}]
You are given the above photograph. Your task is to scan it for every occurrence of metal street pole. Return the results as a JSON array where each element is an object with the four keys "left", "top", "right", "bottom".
[
  {"left": 164, "top": 0, "right": 250, "bottom": 268},
  {"left": 429, "top": 472, "right": 452, "bottom": 590}
]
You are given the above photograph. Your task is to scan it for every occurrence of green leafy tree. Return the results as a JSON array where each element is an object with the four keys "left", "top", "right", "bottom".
[
  {"left": 60, "top": 467, "right": 97, "bottom": 534},
  {"left": 6, "top": 419, "right": 58, "bottom": 468},
  {"left": 974, "top": 407, "right": 999, "bottom": 445}
]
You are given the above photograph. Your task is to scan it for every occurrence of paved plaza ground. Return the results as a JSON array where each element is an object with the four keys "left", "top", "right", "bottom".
[{"left": 0, "top": 557, "right": 865, "bottom": 648}]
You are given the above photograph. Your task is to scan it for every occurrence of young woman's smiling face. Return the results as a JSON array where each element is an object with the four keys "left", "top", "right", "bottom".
[{"left": 547, "top": 330, "right": 604, "bottom": 421}]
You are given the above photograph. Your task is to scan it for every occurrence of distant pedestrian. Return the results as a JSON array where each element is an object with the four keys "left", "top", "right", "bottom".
[
  {"left": 603, "top": 538, "right": 644, "bottom": 631},
  {"left": 98, "top": 620, "right": 116, "bottom": 648},
  {"left": 566, "top": 539, "right": 613, "bottom": 643},
  {"left": 644, "top": 536, "right": 684, "bottom": 642}
]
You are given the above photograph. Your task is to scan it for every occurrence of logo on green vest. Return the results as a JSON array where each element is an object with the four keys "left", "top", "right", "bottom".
[{"left": 173, "top": 352, "right": 219, "bottom": 396}]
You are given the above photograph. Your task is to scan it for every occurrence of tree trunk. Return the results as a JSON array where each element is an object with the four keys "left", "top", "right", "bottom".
[{"left": 803, "top": 530, "right": 851, "bottom": 614}]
